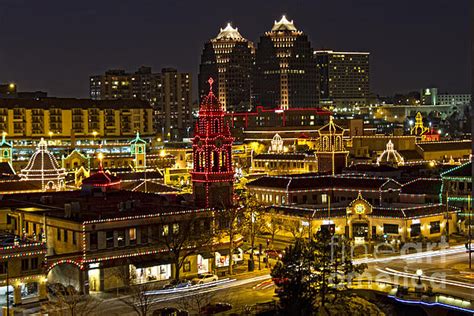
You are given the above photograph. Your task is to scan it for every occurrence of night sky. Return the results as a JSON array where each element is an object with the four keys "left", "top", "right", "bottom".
[{"left": 0, "top": 0, "right": 470, "bottom": 99}]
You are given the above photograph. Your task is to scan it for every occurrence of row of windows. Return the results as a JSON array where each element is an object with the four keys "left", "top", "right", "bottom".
[{"left": 57, "top": 228, "right": 77, "bottom": 245}]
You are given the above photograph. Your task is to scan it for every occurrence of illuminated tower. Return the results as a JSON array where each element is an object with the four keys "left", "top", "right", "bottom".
[
  {"left": 130, "top": 132, "right": 146, "bottom": 170},
  {"left": 315, "top": 116, "right": 349, "bottom": 175},
  {"left": 410, "top": 112, "right": 429, "bottom": 136},
  {"left": 191, "top": 78, "right": 234, "bottom": 208},
  {"left": 0, "top": 133, "right": 13, "bottom": 165}
]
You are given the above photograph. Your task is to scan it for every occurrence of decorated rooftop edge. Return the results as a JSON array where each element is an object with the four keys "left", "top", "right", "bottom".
[
  {"left": 271, "top": 15, "right": 298, "bottom": 32},
  {"left": 214, "top": 23, "right": 244, "bottom": 40}
]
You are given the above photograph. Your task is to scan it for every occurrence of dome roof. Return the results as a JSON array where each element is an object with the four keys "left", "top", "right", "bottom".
[
  {"left": 214, "top": 23, "right": 244, "bottom": 41},
  {"left": 20, "top": 138, "right": 66, "bottom": 185},
  {"left": 376, "top": 140, "right": 404, "bottom": 166},
  {"left": 271, "top": 15, "right": 298, "bottom": 32},
  {"left": 200, "top": 78, "right": 223, "bottom": 111}
]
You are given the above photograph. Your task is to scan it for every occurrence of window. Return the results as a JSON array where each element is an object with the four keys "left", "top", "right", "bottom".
[
  {"left": 0, "top": 262, "right": 7, "bottom": 274},
  {"left": 430, "top": 221, "right": 440, "bottom": 234},
  {"left": 31, "top": 257, "right": 38, "bottom": 270},
  {"left": 129, "top": 228, "right": 137, "bottom": 245},
  {"left": 117, "top": 230, "right": 125, "bottom": 247},
  {"left": 141, "top": 227, "right": 148, "bottom": 244},
  {"left": 57, "top": 228, "right": 61, "bottom": 241},
  {"left": 21, "top": 258, "right": 29, "bottom": 271},
  {"left": 383, "top": 224, "right": 399, "bottom": 235},
  {"left": 411, "top": 224, "right": 421, "bottom": 237},
  {"left": 183, "top": 261, "right": 191, "bottom": 272},
  {"left": 106, "top": 231, "right": 114, "bottom": 248},
  {"left": 172, "top": 223, "right": 179, "bottom": 235},
  {"left": 321, "top": 194, "right": 327, "bottom": 204},
  {"left": 64, "top": 229, "right": 68, "bottom": 242},
  {"left": 72, "top": 232, "right": 77, "bottom": 245},
  {"left": 162, "top": 225, "right": 169, "bottom": 236},
  {"left": 90, "top": 232, "right": 98, "bottom": 250}
]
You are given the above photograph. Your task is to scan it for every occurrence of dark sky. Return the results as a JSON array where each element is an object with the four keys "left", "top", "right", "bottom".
[{"left": 0, "top": 0, "right": 470, "bottom": 98}]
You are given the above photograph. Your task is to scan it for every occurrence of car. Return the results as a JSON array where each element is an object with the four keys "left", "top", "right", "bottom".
[
  {"left": 191, "top": 273, "right": 218, "bottom": 285},
  {"left": 272, "top": 277, "right": 289, "bottom": 286},
  {"left": 153, "top": 307, "right": 188, "bottom": 316},
  {"left": 162, "top": 280, "right": 191, "bottom": 290},
  {"left": 200, "top": 302, "right": 232, "bottom": 315},
  {"left": 243, "top": 248, "right": 261, "bottom": 256},
  {"left": 265, "top": 249, "right": 284, "bottom": 260}
]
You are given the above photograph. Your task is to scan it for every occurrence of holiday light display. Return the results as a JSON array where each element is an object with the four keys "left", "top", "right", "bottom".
[
  {"left": 315, "top": 116, "right": 349, "bottom": 175},
  {"left": 191, "top": 78, "right": 234, "bottom": 208},
  {"left": 19, "top": 138, "right": 66, "bottom": 191},
  {"left": 376, "top": 140, "right": 405, "bottom": 166},
  {"left": 0, "top": 132, "right": 13, "bottom": 165}
]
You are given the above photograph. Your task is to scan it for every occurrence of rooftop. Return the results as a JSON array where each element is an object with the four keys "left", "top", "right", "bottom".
[
  {"left": 0, "top": 97, "right": 152, "bottom": 109},
  {"left": 271, "top": 15, "right": 298, "bottom": 32},
  {"left": 214, "top": 23, "right": 244, "bottom": 41}
]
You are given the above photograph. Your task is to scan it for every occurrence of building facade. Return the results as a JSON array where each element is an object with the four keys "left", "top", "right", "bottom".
[
  {"left": 90, "top": 67, "right": 192, "bottom": 140},
  {"left": 198, "top": 23, "right": 254, "bottom": 112},
  {"left": 315, "top": 50, "right": 370, "bottom": 108},
  {"left": 0, "top": 98, "right": 154, "bottom": 140},
  {"left": 253, "top": 16, "right": 318, "bottom": 109}
]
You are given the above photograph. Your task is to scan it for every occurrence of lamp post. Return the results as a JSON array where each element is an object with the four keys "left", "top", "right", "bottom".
[
  {"left": 416, "top": 269, "right": 423, "bottom": 286},
  {"left": 92, "top": 130, "right": 98, "bottom": 143}
]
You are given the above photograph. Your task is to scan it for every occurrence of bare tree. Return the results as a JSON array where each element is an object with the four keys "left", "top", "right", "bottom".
[
  {"left": 216, "top": 203, "right": 244, "bottom": 275},
  {"left": 42, "top": 284, "right": 102, "bottom": 316},
  {"left": 241, "top": 193, "right": 266, "bottom": 262},
  {"left": 286, "top": 218, "right": 308, "bottom": 240},
  {"left": 119, "top": 281, "right": 158, "bottom": 316},
  {"left": 175, "top": 290, "right": 216, "bottom": 315},
  {"left": 159, "top": 214, "right": 215, "bottom": 281},
  {"left": 266, "top": 208, "right": 282, "bottom": 246}
]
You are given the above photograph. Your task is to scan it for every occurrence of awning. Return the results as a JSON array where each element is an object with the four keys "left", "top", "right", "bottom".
[
  {"left": 132, "top": 257, "right": 173, "bottom": 269},
  {"left": 199, "top": 252, "right": 215, "bottom": 259}
]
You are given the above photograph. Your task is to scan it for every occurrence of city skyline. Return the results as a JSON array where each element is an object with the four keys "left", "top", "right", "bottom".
[{"left": 0, "top": 0, "right": 470, "bottom": 98}]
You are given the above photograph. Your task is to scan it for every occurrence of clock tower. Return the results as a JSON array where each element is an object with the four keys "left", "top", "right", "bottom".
[{"left": 191, "top": 78, "right": 234, "bottom": 208}]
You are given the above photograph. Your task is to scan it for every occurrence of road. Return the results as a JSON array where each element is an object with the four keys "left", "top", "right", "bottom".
[{"left": 35, "top": 245, "right": 473, "bottom": 315}]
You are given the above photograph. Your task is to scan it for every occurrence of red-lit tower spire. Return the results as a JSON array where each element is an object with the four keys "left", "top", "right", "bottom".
[{"left": 191, "top": 78, "right": 234, "bottom": 208}]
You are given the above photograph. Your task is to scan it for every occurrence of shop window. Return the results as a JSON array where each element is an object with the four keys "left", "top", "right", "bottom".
[
  {"left": 106, "top": 231, "right": 114, "bottom": 248},
  {"left": 411, "top": 224, "right": 421, "bottom": 237},
  {"left": 129, "top": 228, "right": 137, "bottom": 245},
  {"left": 383, "top": 224, "right": 398, "bottom": 235},
  {"left": 90, "top": 232, "right": 98, "bottom": 250},
  {"left": 430, "top": 221, "right": 440, "bottom": 234},
  {"left": 21, "top": 258, "right": 29, "bottom": 271},
  {"left": 321, "top": 194, "right": 327, "bottom": 204}
]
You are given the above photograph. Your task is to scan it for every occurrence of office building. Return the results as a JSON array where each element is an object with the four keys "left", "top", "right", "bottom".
[
  {"left": 253, "top": 16, "right": 318, "bottom": 109},
  {"left": 315, "top": 50, "right": 370, "bottom": 107},
  {"left": 199, "top": 23, "right": 254, "bottom": 112}
]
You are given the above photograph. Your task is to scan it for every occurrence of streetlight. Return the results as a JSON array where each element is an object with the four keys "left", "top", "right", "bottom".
[
  {"left": 92, "top": 130, "right": 98, "bottom": 141},
  {"left": 416, "top": 269, "right": 423, "bottom": 286},
  {"left": 48, "top": 131, "right": 53, "bottom": 141}
]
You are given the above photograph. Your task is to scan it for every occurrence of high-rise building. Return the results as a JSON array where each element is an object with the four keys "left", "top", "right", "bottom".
[
  {"left": 158, "top": 68, "right": 192, "bottom": 141},
  {"left": 253, "top": 16, "right": 318, "bottom": 109},
  {"left": 198, "top": 23, "right": 254, "bottom": 112},
  {"left": 90, "top": 67, "right": 192, "bottom": 140},
  {"left": 315, "top": 50, "right": 370, "bottom": 108}
]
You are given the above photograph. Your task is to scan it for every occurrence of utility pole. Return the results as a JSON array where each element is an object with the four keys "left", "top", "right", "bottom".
[
  {"left": 469, "top": 194, "right": 472, "bottom": 270},
  {"left": 6, "top": 263, "right": 9, "bottom": 315}
]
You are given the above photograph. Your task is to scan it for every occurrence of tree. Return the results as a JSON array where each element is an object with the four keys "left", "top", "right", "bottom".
[
  {"left": 271, "top": 238, "right": 316, "bottom": 315},
  {"left": 240, "top": 192, "right": 266, "bottom": 263},
  {"left": 159, "top": 214, "right": 215, "bottom": 281},
  {"left": 216, "top": 203, "right": 244, "bottom": 275},
  {"left": 119, "top": 281, "right": 158, "bottom": 316},
  {"left": 43, "top": 284, "right": 102, "bottom": 316},
  {"left": 266, "top": 208, "right": 282, "bottom": 245},
  {"left": 271, "top": 229, "right": 368, "bottom": 315}
]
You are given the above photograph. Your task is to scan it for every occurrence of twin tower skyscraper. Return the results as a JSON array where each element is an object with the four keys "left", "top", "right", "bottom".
[{"left": 198, "top": 16, "right": 318, "bottom": 113}]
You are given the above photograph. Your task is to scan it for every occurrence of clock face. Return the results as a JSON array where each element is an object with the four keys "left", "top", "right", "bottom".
[
  {"left": 355, "top": 203, "right": 365, "bottom": 214},
  {"left": 215, "top": 139, "right": 223, "bottom": 148}
]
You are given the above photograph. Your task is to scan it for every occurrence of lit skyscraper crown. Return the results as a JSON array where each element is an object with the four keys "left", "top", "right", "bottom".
[
  {"left": 271, "top": 15, "right": 298, "bottom": 31},
  {"left": 214, "top": 23, "right": 244, "bottom": 40}
]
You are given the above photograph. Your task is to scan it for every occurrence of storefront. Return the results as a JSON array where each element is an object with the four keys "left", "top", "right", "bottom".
[
  {"left": 130, "top": 263, "right": 171, "bottom": 284},
  {"left": 215, "top": 248, "right": 243, "bottom": 268},
  {"left": 197, "top": 253, "right": 213, "bottom": 274}
]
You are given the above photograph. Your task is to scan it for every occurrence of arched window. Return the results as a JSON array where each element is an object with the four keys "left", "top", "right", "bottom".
[{"left": 214, "top": 119, "right": 219, "bottom": 133}]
